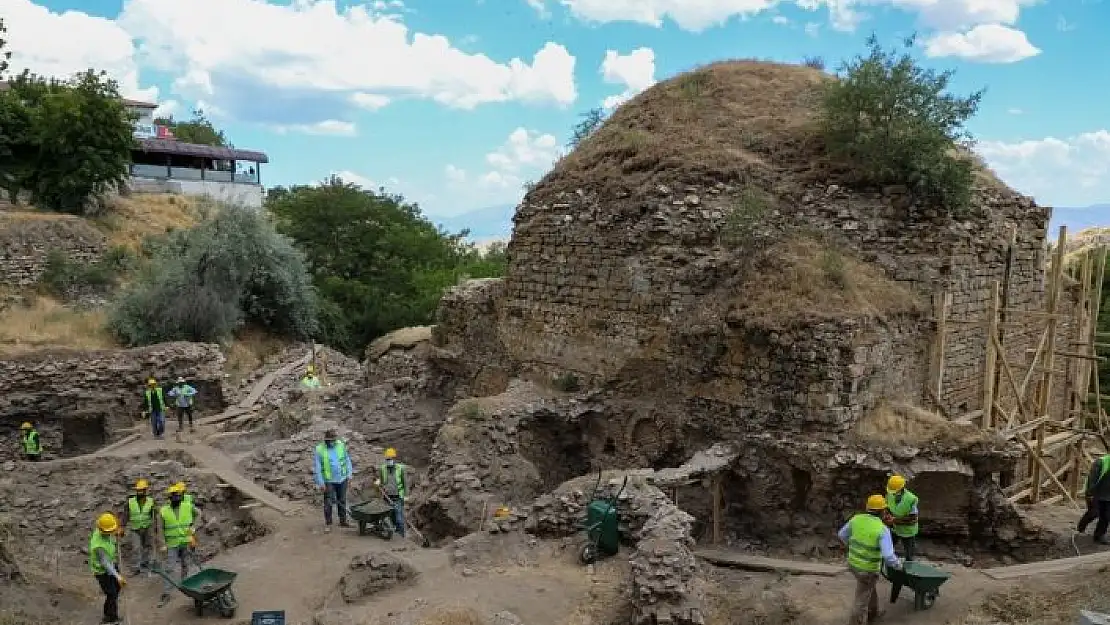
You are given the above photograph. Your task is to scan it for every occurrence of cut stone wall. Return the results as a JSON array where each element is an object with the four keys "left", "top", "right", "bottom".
[
  {"left": 0, "top": 342, "right": 225, "bottom": 458},
  {"left": 0, "top": 214, "right": 107, "bottom": 287}
]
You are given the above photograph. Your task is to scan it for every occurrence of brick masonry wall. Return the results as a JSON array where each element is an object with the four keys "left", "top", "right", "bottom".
[{"left": 0, "top": 213, "right": 107, "bottom": 286}]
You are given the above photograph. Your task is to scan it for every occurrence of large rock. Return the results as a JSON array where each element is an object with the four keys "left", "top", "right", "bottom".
[{"left": 336, "top": 552, "right": 418, "bottom": 602}]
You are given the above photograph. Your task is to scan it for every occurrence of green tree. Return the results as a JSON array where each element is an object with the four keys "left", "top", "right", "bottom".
[
  {"left": 0, "top": 69, "right": 134, "bottom": 213},
  {"left": 109, "top": 204, "right": 318, "bottom": 345},
  {"left": 0, "top": 17, "right": 10, "bottom": 78},
  {"left": 154, "top": 108, "right": 229, "bottom": 147},
  {"left": 821, "top": 34, "right": 984, "bottom": 214},
  {"left": 267, "top": 176, "right": 504, "bottom": 354},
  {"left": 569, "top": 107, "right": 607, "bottom": 149}
]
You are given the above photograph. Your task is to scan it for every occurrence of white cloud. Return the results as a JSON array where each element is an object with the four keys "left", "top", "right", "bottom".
[
  {"left": 771, "top": 15, "right": 790, "bottom": 24},
  {"left": 350, "top": 93, "right": 391, "bottom": 110},
  {"left": 442, "top": 127, "right": 561, "bottom": 212},
  {"left": 533, "top": 0, "right": 776, "bottom": 31},
  {"left": 923, "top": 24, "right": 1041, "bottom": 63},
  {"left": 804, "top": 21, "right": 821, "bottom": 36},
  {"left": 445, "top": 164, "right": 467, "bottom": 183},
  {"left": 1008, "top": 107, "right": 1023, "bottom": 115},
  {"left": 273, "top": 120, "right": 358, "bottom": 136},
  {"left": 977, "top": 130, "right": 1110, "bottom": 206},
  {"left": 599, "top": 48, "right": 657, "bottom": 110},
  {"left": 331, "top": 170, "right": 401, "bottom": 190},
  {"left": 117, "top": 0, "right": 577, "bottom": 126},
  {"left": 1, "top": 0, "right": 157, "bottom": 101},
  {"left": 153, "top": 99, "right": 182, "bottom": 119},
  {"left": 1056, "top": 16, "right": 1075, "bottom": 31}
]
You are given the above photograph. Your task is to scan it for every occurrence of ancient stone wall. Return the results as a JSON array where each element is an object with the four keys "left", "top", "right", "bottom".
[
  {"left": 0, "top": 342, "right": 225, "bottom": 458},
  {"left": 0, "top": 214, "right": 107, "bottom": 287},
  {"left": 431, "top": 278, "right": 513, "bottom": 399}
]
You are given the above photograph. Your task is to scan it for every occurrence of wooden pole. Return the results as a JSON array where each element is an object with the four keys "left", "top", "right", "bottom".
[
  {"left": 711, "top": 475, "right": 723, "bottom": 545},
  {"left": 1091, "top": 248, "right": 1107, "bottom": 431},
  {"left": 930, "top": 291, "right": 952, "bottom": 406},
  {"left": 1032, "top": 225, "right": 1068, "bottom": 503},
  {"left": 983, "top": 281, "right": 1001, "bottom": 429}
]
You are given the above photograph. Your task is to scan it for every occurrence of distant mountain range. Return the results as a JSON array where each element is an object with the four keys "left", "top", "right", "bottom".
[{"left": 428, "top": 203, "right": 1109, "bottom": 244}]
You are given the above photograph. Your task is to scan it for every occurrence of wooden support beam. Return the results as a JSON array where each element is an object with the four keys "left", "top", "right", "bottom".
[
  {"left": 1000, "top": 416, "right": 1049, "bottom": 440},
  {"left": 929, "top": 291, "right": 952, "bottom": 405},
  {"left": 1031, "top": 225, "right": 1068, "bottom": 503},
  {"left": 711, "top": 475, "right": 723, "bottom": 545},
  {"left": 1008, "top": 460, "right": 1073, "bottom": 503},
  {"left": 983, "top": 281, "right": 1001, "bottom": 429}
]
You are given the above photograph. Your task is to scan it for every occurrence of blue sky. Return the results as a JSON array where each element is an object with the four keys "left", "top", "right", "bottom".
[{"left": 3, "top": 0, "right": 1109, "bottom": 232}]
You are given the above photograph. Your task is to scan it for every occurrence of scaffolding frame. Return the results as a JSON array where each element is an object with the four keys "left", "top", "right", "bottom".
[{"left": 931, "top": 225, "right": 1108, "bottom": 506}]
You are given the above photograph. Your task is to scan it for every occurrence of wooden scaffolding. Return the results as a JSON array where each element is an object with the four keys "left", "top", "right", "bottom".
[{"left": 931, "top": 225, "right": 1108, "bottom": 506}]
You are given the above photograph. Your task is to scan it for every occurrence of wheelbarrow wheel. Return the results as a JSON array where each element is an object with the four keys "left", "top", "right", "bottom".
[
  {"left": 194, "top": 599, "right": 205, "bottom": 617},
  {"left": 377, "top": 517, "right": 394, "bottom": 540},
  {"left": 914, "top": 589, "right": 938, "bottom": 611},
  {"left": 357, "top": 521, "right": 367, "bottom": 536},
  {"left": 580, "top": 543, "right": 598, "bottom": 565},
  {"left": 216, "top": 589, "right": 238, "bottom": 618}
]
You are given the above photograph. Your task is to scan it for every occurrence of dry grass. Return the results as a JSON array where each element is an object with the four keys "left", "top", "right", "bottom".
[
  {"left": 1064, "top": 227, "right": 1110, "bottom": 268},
  {"left": 223, "top": 327, "right": 293, "bottom": 386},
  {"left": 535, "top": 60, "right": 828, "bottom": 203},
  {"left": 853, "top": 401, "right": 987, "bottom": 447},
  {"left": 728, "top": 236, "right": 925, "bottom": 327},
  {"left": 0, "top": 295, "right": 114, "bottom": 355},
  {"left": 95, "top": 193, "right": 203, "bottom": 251}
]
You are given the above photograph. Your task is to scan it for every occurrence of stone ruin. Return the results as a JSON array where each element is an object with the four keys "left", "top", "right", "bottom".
[{"left": 407, "top": 61, "right": 1079, "bottom": 623}]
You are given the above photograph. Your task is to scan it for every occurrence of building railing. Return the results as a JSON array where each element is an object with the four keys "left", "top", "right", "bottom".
[{"left": 130, "top": 164, "right": 260, "bottom": 184}]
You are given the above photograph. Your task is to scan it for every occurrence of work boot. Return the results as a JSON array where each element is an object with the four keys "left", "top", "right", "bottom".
[{"left": 339, "top": 520, "right": 351, "bottom": 528}]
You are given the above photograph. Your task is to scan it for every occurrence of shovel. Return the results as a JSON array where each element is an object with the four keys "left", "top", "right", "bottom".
[{"left": 379, "top": 487, "right": 431, "bottom": 548}]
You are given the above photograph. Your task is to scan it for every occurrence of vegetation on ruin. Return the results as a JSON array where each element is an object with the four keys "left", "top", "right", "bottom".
[
  {"left": 267, "top": 176, "right": 507, "bottom": 355},
  {"left": 0, "top": 19, "right": 134, "bottom": 215},
  {"left": 107, "top": 205, "right": 318, "bottom": 345},
  {"left": 820, "top": 34, "right": 984, "bottom": 214},
  {"left": 154, "top": 108, "right": 229, "bottom": 147}
]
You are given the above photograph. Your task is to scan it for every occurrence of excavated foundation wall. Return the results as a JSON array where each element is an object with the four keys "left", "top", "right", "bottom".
[{"left": 0, "top": 342, "right": 225, "bottom": 458}]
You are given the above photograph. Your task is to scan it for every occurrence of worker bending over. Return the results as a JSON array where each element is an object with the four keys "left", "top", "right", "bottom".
[
  {"left": 167, "top": 377, "right": 198, "bottom": 432},
  {"left": 375, "top": 447, "right": 409, "bottom": 538},
  {"left": 885, "top": 475, "right": 920, "bottom": 560},
  {"left": 157, "top": 482, "right": 201, "bottom": 607},
  {"left": 838, "top": 495, "right": 903, "bottom": 625},
  {"left": 120, "top": 479, "right": 156, "bottom": 575},
  {"left": 89, "top": 513, "right": 126, "bottom": 624},
  {"left": 1080, "top": 453, "right": 1110, "bottom": 544},
  {"left": 313, "top": 428, "right": 353, "bottom": 532},
  {"left": 19, "top": 421, "right": 41, "bottom": 461}
]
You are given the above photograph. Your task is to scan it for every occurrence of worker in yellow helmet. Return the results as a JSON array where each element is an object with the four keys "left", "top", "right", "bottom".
[
  {"left": 19, "top": 421, "right": 42, "bottom": 461},
  {"left": 119, "top": 479, "right": 156, "bottom": 575},
  {"left": 143, "top": 377, "right": 167, "bottom": 439},
  {"left": 313, "top": 428, "right": 352, "bottom": 532},
  {"left": 837, "top": 495, "right": 903, "bottom": 625},
  {"left": 157, "top": 482, "right": 200, "bottom": 607},
  {"left": 301, "top": 364, "right": 321, "bottom": 389},
  {"left": 374, "top": 447, "right": 409, "bottom": 538},
  {"left": 89, "top": 512, "right": 126, "bottom": 624},
  {"left": 885, "top": 475, "right": 920, "bottom": 560}
]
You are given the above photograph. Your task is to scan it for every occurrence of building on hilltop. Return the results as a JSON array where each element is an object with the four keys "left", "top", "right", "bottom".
[
  {"left": 122, "top": 98, "right": 269, "bottom": 209},
  {"left": 0, "top": 82, "right": 269, "bottom": 209}
]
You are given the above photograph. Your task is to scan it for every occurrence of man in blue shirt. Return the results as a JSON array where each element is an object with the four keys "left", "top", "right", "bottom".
[
  {"left": 167, "top": 377, "right": 198, "bottom": 433},
  {"left": 313, "top": 428, "right": 353, "bottom": 533}
]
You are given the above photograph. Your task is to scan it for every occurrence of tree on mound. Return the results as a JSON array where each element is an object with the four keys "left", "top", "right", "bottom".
[
  {"left": 108, "top": 205, "right": 318, "bottom": 345},
  {"left": 820, "top": 34, "right": 984, "bottom": 213}
]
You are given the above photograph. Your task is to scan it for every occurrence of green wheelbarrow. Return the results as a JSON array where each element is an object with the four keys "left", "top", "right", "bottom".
[
  {"left": 882, "top": 560, "right": 951, "bottom": 611},
  {"left": 575, "top": 472, "right": 628, "bottom": 565},
  {"left": 347, "top": 499, "right": 395, "bottom": 539},
  {"left": 153, "top": 566, "right": 239, "bottom": 618}
]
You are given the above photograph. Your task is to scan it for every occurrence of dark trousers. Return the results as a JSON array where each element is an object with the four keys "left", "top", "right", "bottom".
[
  {"left": 1080, "top": 499, "right": 1110, "bottom": 539},
  {"left": 23, "top": 453, "right": 40, "bottom": 462},
  {"left": 323, "top": 480, "right": 349, "bottom": 525},
  {"left": 95, "top": 573, "right": 121, "bottom": 623},
  {"left": 151, "top": 410, "right": 165, "bottom": 437},
  {"left": 176, "top": 405, "right": 194, "bottom": 428},
  {"left": 893, "top": 535, "right": 916, "bottom": 560}
]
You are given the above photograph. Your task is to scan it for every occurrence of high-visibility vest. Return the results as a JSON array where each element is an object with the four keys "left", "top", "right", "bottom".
[
  {"left": 379, "top": 463, "right": 406, "bottom": 498},
  {"left": 315, "top": 441, "right": 348, "bottom": 482},
  {"left": 886, "top": 489, "right": 919, "bottom": 538},
  {"left": 127, "top": 496, "right": 155, "bottom": 530},
  {"left": 846, "top": 514, "right": 885, "bottom": 573},
  {"left": 88, "top": 530, "right": 118, "bottom": 575},
  {"left": 21, "top": 430, "right": 41, "bottom": 455},
  {"left": 159, "top": 502, "right": 195, "bottom": 548},
  {"left": 145, "top": 387, "right": 165, "bottom": 411}
]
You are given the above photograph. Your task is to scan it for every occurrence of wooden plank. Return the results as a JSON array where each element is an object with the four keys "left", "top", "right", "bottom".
[
  {"left": 97, "top": 433, "right": 141, "bottom": 455},
  {"left": 930, "top": 291, "right": 952, "bottom": 404},
  {"left": 711, "top": 475, "right": 722, "bottom": 545},
  {"left": 1032, "top": 225, "right": 1068, "bottom": 503},
  {"left": 982, "top": 550, "right": 1110, "bottom": 580},
  {"left": 1000, "top": 416, "right": 1048, "bottom": 440},
  {"left": 983, "top": 281, "right": 1001, "bottom": 429},
  {"left": 694, "top": 550, "right": 844, "bottom": 577}
]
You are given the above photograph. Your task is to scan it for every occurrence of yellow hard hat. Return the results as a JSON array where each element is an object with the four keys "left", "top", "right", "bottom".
[
  {"left": 135, "top": 479, "right": 150, "bottom": 491},
  {"left": 306, "top": 364, "right": 315, "bottom": 374},
  {"left": 96, "top": 513, "right": 119, "bottom": 533},
  {"left": 887, "top": 475, "right": 906, "bottom": 493},
  {"left": 384, "top": 447, "right": 397, "bottom": 459},
  {"left": 167, "top": 482, "right": 186, "bottom": 494},
  {"left": 146, "top": 377, "right": 157, "bottom": 386},
  {"left": 866, "top": 494, "right": 887, "bottom": 511},
  {"left": 20, "top": 422, "right": 32, "bottom": 429}
]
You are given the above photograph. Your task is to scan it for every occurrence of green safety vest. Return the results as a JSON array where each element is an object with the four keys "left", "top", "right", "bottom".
[
  {"left": 315, "top": 441, "right": 348, "bottom": 482},
  {"left": 88, "top": 530, "right": 118, "bottom": 575},
  {"left": 127, "top": 496, "right": 154, "bottom": 530},
  {"left": 1084, "top": 456, "right": 1110, "bottom": 494},
  {"left": 21, "top": 430, "right": 40, "bottom": 455},
  {"left": 846, "top": 513, "right": 885, "bottom": 573},
  {"left": 379, "top": 463, "right": 406, "bottom": 497},
  {"left": 886, "top": 489, "right": 919, "bottom": 538},
  {"left": 145, "top": 387, "right": 165, "bottom": 411},
  {"left": 301, "top": 375, "right": 320, "bottom": 388},
  {"left": 159, "top": 502, "right": 195, "bottom": 548}
]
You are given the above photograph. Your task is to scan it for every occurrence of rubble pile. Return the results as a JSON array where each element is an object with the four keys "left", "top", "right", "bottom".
[
  {"left": 237, "top": 420, "right": 384, "bottom": 501},
  {"left": 336, "top": 551, "right": 419, "bottom": 602},
  {"left": 364, "top": 326, "right": 435, "bottom": 388}
]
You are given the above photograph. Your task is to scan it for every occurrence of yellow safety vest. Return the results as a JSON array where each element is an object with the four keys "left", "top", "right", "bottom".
[
  {"left": 159, "top": 502, "right": 195, "bottom": 548},
  {"left": 88, "top": 530, "right": 118, "bottom": 575},
  {"left": 846, "top": 514, "right": 885, "bottom": 573},
  {"left": 128, "top": 496, "right": 155, "bottom": 530}
]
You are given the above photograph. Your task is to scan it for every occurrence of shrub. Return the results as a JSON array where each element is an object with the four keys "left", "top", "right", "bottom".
[
  {"left": 38, "top": 248, "right": 130, "bottom": 296},
  {"left": 820, "top": 34, "right": 984, "bottom": 215},
  {"left": 802, "top": 56, "right": 826, "bottom": 70},
  {"left": 108, "top": 204, "right": 318, "bottom": 345}
]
